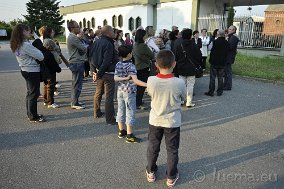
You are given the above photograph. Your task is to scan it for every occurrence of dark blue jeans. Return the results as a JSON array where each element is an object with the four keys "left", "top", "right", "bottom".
[
  {"left": 69, "top": 63, "right": 84, "bottom": 106},
  {"left": 147, "top": 125, "right": 180, "bottom": 179},
  {"left": 224, "top": 64, "right": 232, "bottom": 90},
  {"left": 208, "top": 66, "right": 224, "bottom": 95},
  {"left": 21, "top": 71, "right": 40, "bottom": 120}
]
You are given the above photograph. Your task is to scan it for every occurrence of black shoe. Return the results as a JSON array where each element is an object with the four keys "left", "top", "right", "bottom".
[
  {"left": 126, "top": 135, "right": 142, "bottom": 143},
  {"left": 118, "top": 129, "right": 127, "bottom": 138},
  {"left": 95, "top": 112, "right": 104, "bottom": 118},
  {"left": 217, "top": 93, "right": 222, "bottom": 96},
  {"left": 204, "top": 92, "right": 214, "bottom": 97},
  {"left": 29, "top": 117, "right": 45, "bottom": 123}
]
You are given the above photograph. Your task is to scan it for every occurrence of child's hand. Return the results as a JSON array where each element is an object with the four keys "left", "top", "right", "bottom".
[{"left": 127, "top": 75, "right": 132, "bottom": 80}]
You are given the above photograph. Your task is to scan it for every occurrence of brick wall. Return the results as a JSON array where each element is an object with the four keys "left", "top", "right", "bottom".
[{"left": 263, "top": 11, "right": 284, "bottom": 35}]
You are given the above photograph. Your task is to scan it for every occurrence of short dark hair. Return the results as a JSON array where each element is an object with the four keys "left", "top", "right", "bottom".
[
  {"left": 135, "top": 29, "right": 146, "bottom": 43},
  {"left": 182, "top": 29, "right": 192, "bottom": 39},
  {"left": 156, "top": 50, "right": 175, "bottom": 69},
  {"left": 193, "top": 30, "right": 199, "bottom": 35},
  {"left": 67, "top": 20, "right": 77, "bottom": 32},
  {"left": 118, "top": 45, "right": 132, "bottom": 58}
]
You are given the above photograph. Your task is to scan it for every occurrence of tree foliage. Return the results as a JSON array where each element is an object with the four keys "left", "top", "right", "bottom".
[
  {"left": 24, "top": 0, "right": 64, "bottom": 34},
  {"left": 227, "top": 6, "right": 235, "bottom": 28}
]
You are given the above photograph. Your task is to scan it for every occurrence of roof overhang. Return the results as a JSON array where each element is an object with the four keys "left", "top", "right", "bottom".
[{"left": 60, "top": 0, "right": 156, "bottom": 15}]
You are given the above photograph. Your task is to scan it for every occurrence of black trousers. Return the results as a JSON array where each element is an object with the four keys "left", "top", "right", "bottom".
[
  {"left": 136, "top": 68, "right": 149, "bottom": 106},
  {"left": 146, "top": 125, "right": 180, "bottom": 179},
  {"left": 208, "top": 66, "right": 224, "bottom": 95},
  {"left": 84, "top": 61, "right": 90, "bottom": 77},
  {"left": 21, "top": 71, "right": 40, "bottom": 120},
  {"left": 201, "top": 56, "right": 207, "bottom": 70}
]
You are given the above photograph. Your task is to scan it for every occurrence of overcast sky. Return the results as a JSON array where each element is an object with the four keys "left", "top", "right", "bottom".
[{"left": 0, "top": 0, "right": 268, "bottom": 22}]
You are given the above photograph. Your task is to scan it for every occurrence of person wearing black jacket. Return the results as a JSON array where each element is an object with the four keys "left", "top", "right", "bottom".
[
  {"left": 32, "top": 38, "right": 61, "bottom": 108},
  {"left": 175, "top": 29, "right": 202, "bottom": 108},
  {"left": 89, "top": 25, "right": 118, "bottom": 124},
  {"left": 224, "top": 25, "right": 239, "bottom": 91},
  {"left": 205, "top": 30, "right": 229, "bottom": 97}
]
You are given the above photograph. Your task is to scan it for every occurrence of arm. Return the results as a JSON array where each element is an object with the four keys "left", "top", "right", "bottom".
[
  {"left": 23, "top": 42, "right": 44, "bottom": 61},
  {"left": 70, "top": 35, "right": 87, "bottom": 54},
  {"left": 147, "top": 38, "right": 160, "bottom": 53},
  {"left": 129, "top": 75, "right": 147, "bottom": 87},
  {"left": 114, "top": 75, "right": 131, "bottom": 81}
]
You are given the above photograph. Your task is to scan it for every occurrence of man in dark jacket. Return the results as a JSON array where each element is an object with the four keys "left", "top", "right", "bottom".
[
  {"left": 89, "top": 25, "right": 117, "bottom": 124},
  {"left": 224, "top": 25, "right": 239, "bottom": 91},
  {"left": 175, "top": 29, "right": 202, "bottom": 107},
  {"left": 205, "top": 30, "right": 230, "bottom": 97}
]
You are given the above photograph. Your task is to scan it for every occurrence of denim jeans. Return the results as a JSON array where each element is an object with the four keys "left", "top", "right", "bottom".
[
  {"left": 208, "top": 66, "right": 224, "bottom": 94},
  {"left": 147, "top": 125, "right": 180, "bottom": 179},
  {"left": 94, "top": 74, "right": 115, "bottom": 123},
  {"left": 21, "top": 71, "right": 40, "bottom": 120},
  {"left": 116, "top": 91, "right": 136, "bottom": 126},
  {"left": 69, "top": 63, "right": 84, "bottom": 106}
]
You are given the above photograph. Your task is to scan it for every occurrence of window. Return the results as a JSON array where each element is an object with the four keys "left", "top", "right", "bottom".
[
  {"left": 87, "top": 21, "right": 91, "bottom": 29},
  {"left": 128, "top": 17, "right": 134, "bottom": 31},
  {"left": 83, "top": 18, "right": 86, "bottom": 28},
  {"left": 135, "top": 17, "right": 141, "bottom": 29},
  {"left": 103, "top": 19, "right": 108, "bottom": 26},
  {"left": 91, "top": 17, "right": 95, "bottom": 28},
  {"left": 112, "top": 15, "right": 117, "bottom": 28},
  {"left": 79, "top": 21, "right": 82, "bottom": 28},
  {"left": 118, "top": 15, "right": 123, "bottom": 27}
]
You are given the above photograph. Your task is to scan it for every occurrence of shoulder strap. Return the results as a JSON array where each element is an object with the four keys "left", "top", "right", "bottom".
[{"left": 180, "top": 44, "right": 196, "bottom": 67}]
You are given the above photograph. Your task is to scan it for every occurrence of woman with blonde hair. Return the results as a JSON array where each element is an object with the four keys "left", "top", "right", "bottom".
[
  {"left": 145, "top": 26, "right": 160, "bottom": 76},
  {"left": 10, "top": 24, "right": 45, "bottom": 122}
]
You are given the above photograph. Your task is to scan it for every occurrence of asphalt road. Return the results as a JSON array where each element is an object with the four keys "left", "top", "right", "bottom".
[{"left": 0, "top": 42, "right": 284, "bottom": 189}]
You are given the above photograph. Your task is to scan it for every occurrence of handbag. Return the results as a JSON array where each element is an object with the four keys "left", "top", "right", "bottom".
[{"left": 180, "top": 44, "right": 203, "bottom": 78}]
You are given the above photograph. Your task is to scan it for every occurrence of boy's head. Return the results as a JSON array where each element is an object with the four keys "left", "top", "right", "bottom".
[
  {"left": 118, "top": 45, "right": 132, "bottom": 58},
  {"left": 156, "top": 50, "right": 175, "bottom": 69}
]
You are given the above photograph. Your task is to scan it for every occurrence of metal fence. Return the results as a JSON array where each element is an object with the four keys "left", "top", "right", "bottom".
[{"left": 198, "top": 14, "right": 284, "bottom": 49}]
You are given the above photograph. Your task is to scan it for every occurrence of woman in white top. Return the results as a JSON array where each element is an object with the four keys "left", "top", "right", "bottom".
[
  {"left": 10, "top": 24, "right": 45, "bottom": 122},
  {"left": 199, "top": 28, "right": 210, "bottom": 70},
  {"left": 145, "top": 26, "right": 160, "bottom": 76}
]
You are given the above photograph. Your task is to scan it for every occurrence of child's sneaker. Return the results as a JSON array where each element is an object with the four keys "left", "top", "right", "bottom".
[
  {"left": 166, "top": 173, "right": 179, "bottom": 187},
  {"left": 118, "top": 129, "right": 127, "bottom": 138},
  {"left": 146, "top": 170, "right": 156, "bottom": 183},
  {"left": 126, "top": 135, "right": 141, "bottom": 143}
]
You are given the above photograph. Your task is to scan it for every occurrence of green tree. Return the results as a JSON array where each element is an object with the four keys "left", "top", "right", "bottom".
[
  {"left": 227, "top": 6, "right": 235, "bottom": 28},
  {"left": 24, "top": 0, "right": 64, "bottom": 34}
]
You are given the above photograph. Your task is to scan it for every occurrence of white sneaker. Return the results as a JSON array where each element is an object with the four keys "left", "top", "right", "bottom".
[
  {"left": 186, "top": 103, "right": 195, "bottom": 108},
  {"left": 71, "top": 105, "right": 85, "bottom": 109},
  {"left": 43, "top": 102, "right": 47, "bottom": 106},
  {"left": 48, "top": 103, "right": 59, "bottom": 108},
  {"left": 55, "top": 83, "right": 61, "bottom": 88},
  {"left": 54, "top": 91, "right": 60, "bottom": 96}
]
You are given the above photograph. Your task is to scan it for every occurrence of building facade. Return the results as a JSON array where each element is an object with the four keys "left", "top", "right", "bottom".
[{"left": 59, "top": 0, "right": 228, "bottom": 37}]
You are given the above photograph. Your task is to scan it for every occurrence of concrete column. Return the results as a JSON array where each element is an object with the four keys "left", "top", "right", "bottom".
[{"left": 280, "top": 33, "right": 284, "bottom": 56}]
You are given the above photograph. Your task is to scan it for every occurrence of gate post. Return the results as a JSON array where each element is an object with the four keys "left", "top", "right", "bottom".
[{"left": 280, "top": 33, "right": 284, "bottom": 56}]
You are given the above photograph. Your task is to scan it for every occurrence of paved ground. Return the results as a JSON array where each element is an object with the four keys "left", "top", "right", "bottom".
[{"left": 0, "top": 43, "right": 284, "bottom": 189}]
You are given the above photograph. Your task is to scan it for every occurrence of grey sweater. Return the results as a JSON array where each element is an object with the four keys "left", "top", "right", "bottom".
[
  {"left": 15, "top": 41, "right": 44, "bottom": 72},
  {"left": 67, "top": 33, "right": 87, "bottom": 64},
  {"left": 147, "top": 75, "right": 186, "bottom": 128}
]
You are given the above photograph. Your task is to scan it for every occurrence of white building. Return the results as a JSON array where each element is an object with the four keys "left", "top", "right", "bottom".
[{"left": 59, "top": 0, "right": 235, "bottom": 37}]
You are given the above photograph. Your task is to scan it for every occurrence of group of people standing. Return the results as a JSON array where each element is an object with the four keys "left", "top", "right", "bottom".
[{"left": 10, "top": 21, "right": 239, "bottom": 187}]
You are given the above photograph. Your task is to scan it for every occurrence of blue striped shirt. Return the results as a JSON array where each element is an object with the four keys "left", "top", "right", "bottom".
[{"left": 114, "top": 60, "right": 137, "bottom": 93}]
